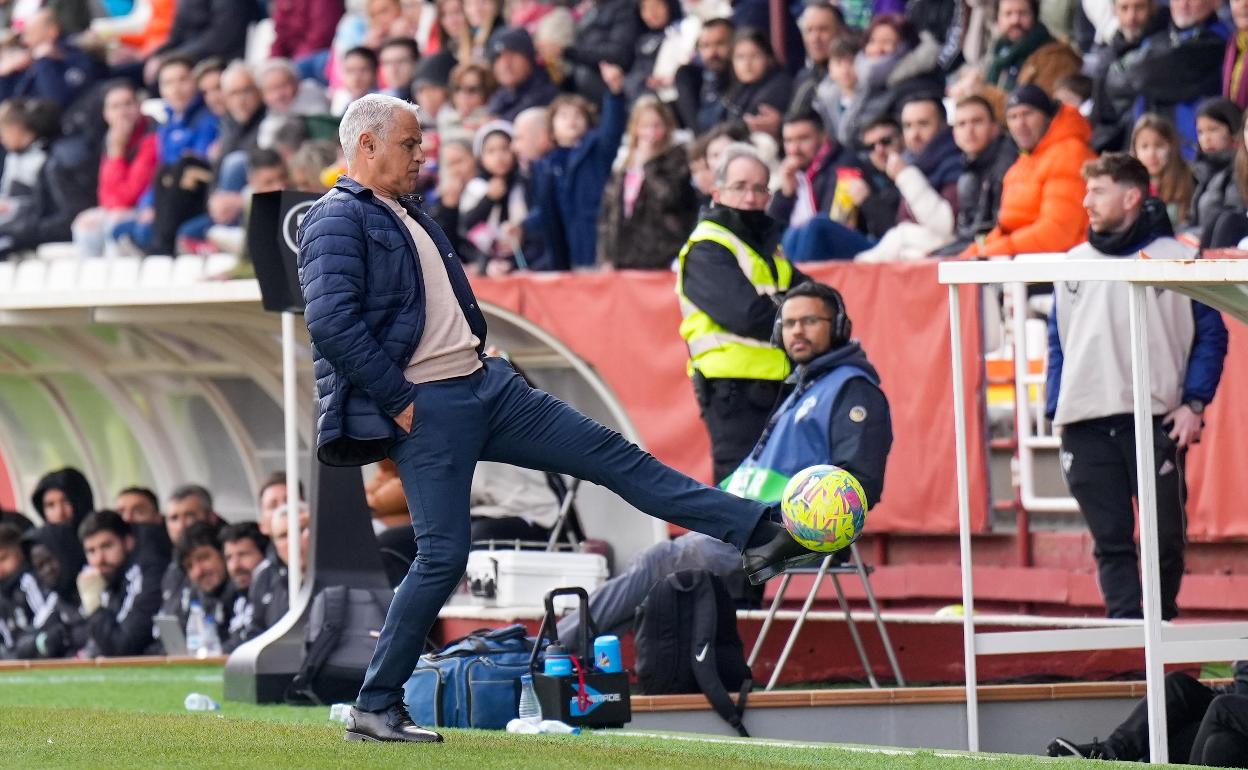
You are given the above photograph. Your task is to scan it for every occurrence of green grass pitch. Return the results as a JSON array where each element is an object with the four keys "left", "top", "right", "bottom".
[{"left": 0, "top": 665, "right": 1178, "bottom": 768}]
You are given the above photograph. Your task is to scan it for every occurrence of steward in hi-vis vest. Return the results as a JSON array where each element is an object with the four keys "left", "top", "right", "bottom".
[{"left": 675, "top": 145, "right": 811, "bottom": 482}]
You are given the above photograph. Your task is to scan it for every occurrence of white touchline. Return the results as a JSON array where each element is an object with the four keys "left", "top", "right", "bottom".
[{"left": 597, "top": 731, "right": 1006, "bottom": 762}]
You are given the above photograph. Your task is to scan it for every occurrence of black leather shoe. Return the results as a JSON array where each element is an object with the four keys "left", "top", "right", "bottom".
[
  {"left": 345, "top": 703, "right": 444, "bottom": 743},
  {"left": 742, "top": 520, "right": 823, "bottom": 584}
]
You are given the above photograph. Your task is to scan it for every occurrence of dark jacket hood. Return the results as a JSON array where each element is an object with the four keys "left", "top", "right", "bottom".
[
  {"left": 31, "top": 467, "right": 94, "bottom": 529},
  {"left": 21, "top": 522, "right": 86, "bottom": 597},
  {"left": 794, "top": 341, "right": 880, "bottom": 390}
]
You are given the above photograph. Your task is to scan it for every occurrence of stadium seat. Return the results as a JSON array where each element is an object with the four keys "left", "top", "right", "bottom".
[
  {"left": 747, "top": 544, "right": 905, "bottom": 690},
  {"left": 13, "top": 259, "right": 47, "bottom": 293},
  {"left": 139, "top": 256, "right": 174, "bottom": 287},
  {"left": 45, "top": 258, "right": 81, "bottom": 291},
  {"left": 35, "top": 243, "right": 79, "bottom": 260},
  {"left": 77, "top": 258, "right": 109, "bottom": 291},
  {"left": 171, "top": 254, "right": 207, "bottom": 285},
  {"left": 107, "top": 256, "right": 142, "bottom": 289},
  {"left": 204, "top": 253, "right": 241, "bottom": 279}
]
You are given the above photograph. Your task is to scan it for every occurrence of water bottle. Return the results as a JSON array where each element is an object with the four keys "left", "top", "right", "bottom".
[
  {"left": 543, "top": 643, "right": 573, "bottom": 677},
  {"left": 185, "top": 602, "right": 205, "bottom": 656},
  {"left": 184, "top": 692, "right": 220, "bottom": 711},
  {"left": 517, "top": 673, "right": 542, "bottom": 724},
  {"left": 199, "top": 613, "right": 223, "bottom": 658}
]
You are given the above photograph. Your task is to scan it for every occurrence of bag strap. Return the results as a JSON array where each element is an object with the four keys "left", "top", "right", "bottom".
[
  {"left": 683, "top": 573, "right": 751, "bottom": 738},
  {"left": 285, "top": 587, "right": 350, "bottom": 705}
]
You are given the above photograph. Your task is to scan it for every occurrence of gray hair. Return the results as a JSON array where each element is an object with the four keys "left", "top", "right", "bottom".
[
  {"left": 339, "top": 93, "right": 422, "bottom": 165},
  {"left": 220, "top": 59, "right": 256, "bottom": 88},
  {"left": 714, "top": 142, "right": 769, "bottom": 188},
  {"left": 256, "top": 58, "right": 299, "bottom": 84}
]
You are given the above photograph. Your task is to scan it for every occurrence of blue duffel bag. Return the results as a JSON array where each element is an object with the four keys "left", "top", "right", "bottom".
[{"left": 404, "top": 624, "right": 537, "bottom": 729}]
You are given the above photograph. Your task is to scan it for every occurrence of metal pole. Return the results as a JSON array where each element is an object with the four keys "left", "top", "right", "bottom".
[
  {"left": 748, "top": 573, "right": 791, "bottom": 668},
  {"left": 767, "top": 556, "right": 832, "bottom": 691},
  {"left": 1128, "top": 283, "right": 1168, "bottom": 764},
  {"left": 949, "top": 283, "right": 980, "bottom": 752},
  {"left": 281, "top": 311, "right": 301, "bottom": 600}
]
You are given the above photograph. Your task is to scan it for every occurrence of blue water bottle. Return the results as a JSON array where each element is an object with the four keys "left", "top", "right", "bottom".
[
  {"left": 544, "top": 642, "right": 574, "bottom": 676},
  {"left": 593, "top": 635, "right": 622, "bottom": 673}
]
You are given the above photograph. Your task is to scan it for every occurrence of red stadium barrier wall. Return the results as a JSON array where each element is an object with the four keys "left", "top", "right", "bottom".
[
  {"left": 1184, "top": 313, "right": 1248, "bottom": 540},
  {"left": 472, "top": 261, "right": 992, "bottom": 534}
]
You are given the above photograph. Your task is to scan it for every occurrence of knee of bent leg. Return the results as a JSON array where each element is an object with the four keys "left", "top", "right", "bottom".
[{"left": 1164, "top": 671, "right": 1201, "bottom": 698}]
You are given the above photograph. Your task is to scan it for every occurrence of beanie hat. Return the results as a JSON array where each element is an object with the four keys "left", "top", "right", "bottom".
[
  {"left": 1196, "top": 97, "right": 1243, "bottom": 135},
  {"left": 488, "top": 27, "right": 537, "bottom": 64},
  {"left": 1007, "top": 84, "right": 1056, "bottom": 117}
]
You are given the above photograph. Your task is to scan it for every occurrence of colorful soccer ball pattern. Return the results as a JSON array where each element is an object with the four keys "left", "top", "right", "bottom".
[{"left": 779, "top": 465, "right": 868, "bottom": 552}]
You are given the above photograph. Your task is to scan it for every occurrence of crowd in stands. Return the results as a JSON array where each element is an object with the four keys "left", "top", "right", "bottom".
[
  {"left": 0, "top": 0, "right": 1243, "bottom": 269},
  {"left": 0, "top": 467, "right": 298, "bottom": 659}
]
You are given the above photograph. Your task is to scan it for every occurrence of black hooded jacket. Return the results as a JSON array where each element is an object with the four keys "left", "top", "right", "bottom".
[
  {"left": 680, "top": 205, "right": 810, "bottom": 344},
  {"left": 31, "top": 467, "right": 93, "bottom": 530},
  {"left": 762, "top": 342, "right": 893, "bottom": 508}
]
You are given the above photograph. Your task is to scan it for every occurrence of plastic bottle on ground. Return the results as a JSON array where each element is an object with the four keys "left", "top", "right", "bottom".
[
  {"left": 184, "top": 693, "right": 220, "bottom": 711},
  {"left": 517, "top": 673, "right": 542, "bottom": 724}
]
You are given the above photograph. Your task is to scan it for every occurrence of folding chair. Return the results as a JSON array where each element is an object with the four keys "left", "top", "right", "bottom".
[{"left": 747, "top": 542, "right": 904, "bottom": 690}]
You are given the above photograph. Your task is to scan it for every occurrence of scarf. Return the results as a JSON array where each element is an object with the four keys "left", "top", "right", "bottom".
[
  {"left": 1222, "top": 31, "right": 1248, "bottom": 110},
  {"left": 1087, "top": 197, "right": 1174, "bottom": 256},
  {"left": 986, "top": 24, "right": 1053, "bottom": 87}
]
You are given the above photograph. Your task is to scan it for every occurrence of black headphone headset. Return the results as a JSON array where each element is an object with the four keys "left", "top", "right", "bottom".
[{"left": 771, "top": 283, "right": 853, "bottom": 351}]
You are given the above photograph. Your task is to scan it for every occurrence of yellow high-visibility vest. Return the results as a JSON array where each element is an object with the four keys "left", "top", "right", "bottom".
[{"left": 675, "top": 220, "right": 793, "bottom": 381}]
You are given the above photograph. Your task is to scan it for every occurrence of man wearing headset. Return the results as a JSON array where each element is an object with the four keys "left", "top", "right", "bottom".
[{"left": 558, "top": 280, "right": 893, "bottom": 646}]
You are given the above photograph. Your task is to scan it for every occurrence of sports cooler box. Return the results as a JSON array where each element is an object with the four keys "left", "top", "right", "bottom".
[
  {"left": 530, "top": 587, "right": 631, "bottom": 728},
  {"left": 466, "top": 550, "right": 607, "bottom": 607}
]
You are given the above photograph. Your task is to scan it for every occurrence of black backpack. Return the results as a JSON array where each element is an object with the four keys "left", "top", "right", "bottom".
[
  {"left": 285, "top": 586, "right": 392, "bottom": 705},
  {"left": 633, "top": 569, "right": 752, "bottom": 736}
]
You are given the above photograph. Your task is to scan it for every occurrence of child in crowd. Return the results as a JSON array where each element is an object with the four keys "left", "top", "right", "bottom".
[
  {"left": 597, "top": 96, "right": 696, "bottom": 269},
  {"left": 1132, "top": 113, "right": 1195, "bottom": 229},
  {"left": 816, "top": 36, "right": 860, "bottom": 148},
  {"left": 0, "top": 98, "right": 56, "bottom": 228},
  {"left": 1189, "top": 98, "right": 1244, "bottom": 241},
  {"left": 460, "top": 120, "right": 526, "bottom": 274},
  {"left": 517, "top": 61, "right": 627, "bottom": 270},
  {"left": 332, "top": 46, "right": 379, "bottom": 116}
]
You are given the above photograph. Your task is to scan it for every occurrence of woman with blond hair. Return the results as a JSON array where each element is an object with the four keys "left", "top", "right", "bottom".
[{"left": 596, "top": 96, "right": 697, "bottom": 269}]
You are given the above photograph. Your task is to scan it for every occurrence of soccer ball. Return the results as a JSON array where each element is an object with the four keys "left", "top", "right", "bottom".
[{"left": 779, "top": 465, "right": 868, "bottom": 552}]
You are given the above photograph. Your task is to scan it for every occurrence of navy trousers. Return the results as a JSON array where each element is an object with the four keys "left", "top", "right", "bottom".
[{"left": 356, "top": 357, "right": 774, "bottom": 711}]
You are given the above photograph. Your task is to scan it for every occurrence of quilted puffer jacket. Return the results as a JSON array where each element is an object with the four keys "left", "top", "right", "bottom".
[{"left": 297, "top": 176, "right": 488, "bottom": 466}]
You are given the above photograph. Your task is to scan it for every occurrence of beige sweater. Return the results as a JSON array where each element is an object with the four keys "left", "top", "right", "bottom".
[{"left": 377, "top": 195, "right": 482, "bottom": 385}]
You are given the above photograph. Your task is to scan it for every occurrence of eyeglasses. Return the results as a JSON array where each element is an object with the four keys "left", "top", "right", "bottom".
[
  {"left": 723, "top": 182, "right": 770, "bottom": 197},
  {"left": 455, "top": 84, "right": 484, "bottom": 94},
  {"left": 780, "top": 315, "right": 833, "bottom": 331},
  {"left": 866, "top": 136, "right": 897, "bottom": 150}
]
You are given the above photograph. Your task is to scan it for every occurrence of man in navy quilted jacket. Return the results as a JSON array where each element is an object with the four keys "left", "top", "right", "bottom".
[{"left": 297, "top": 92, "right": 819, "bottom": 744}]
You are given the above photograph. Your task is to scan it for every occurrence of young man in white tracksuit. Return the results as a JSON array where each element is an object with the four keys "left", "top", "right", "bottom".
[{"left": 1047, "top": 153, "right": 1229, "bottom": 621}]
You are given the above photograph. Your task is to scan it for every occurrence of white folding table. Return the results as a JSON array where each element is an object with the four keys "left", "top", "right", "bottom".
[{"left": 938, "top": 257, "right": 1248, "bottom": 764}]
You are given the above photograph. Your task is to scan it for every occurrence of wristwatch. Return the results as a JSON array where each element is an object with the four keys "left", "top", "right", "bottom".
[{"left": 1185, "top": 399, "right": 1205, "bottom": 415}]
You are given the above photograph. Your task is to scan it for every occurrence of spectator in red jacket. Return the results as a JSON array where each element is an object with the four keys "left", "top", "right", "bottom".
[
  {"left": 72, "top": 80, "right": 158, "bottom": 258},
  {"left": 271, "top": 0, "right": 345, "bottom": 61}
]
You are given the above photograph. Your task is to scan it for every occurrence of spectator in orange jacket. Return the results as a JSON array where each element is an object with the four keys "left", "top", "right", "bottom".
[{"left": 963, "top": 85, "right": 1096, "bottom": 258}]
